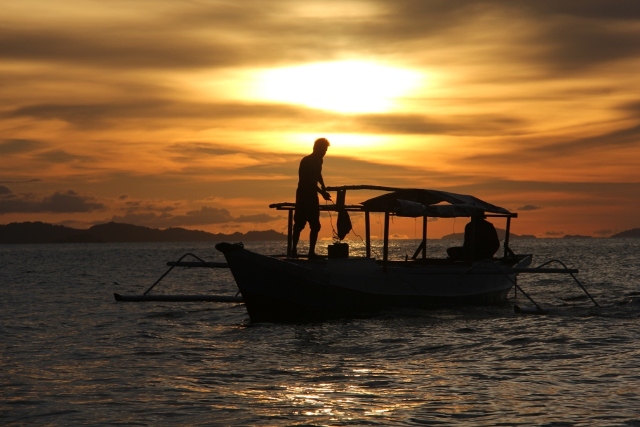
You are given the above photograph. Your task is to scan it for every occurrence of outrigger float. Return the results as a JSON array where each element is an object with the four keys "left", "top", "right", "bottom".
[{"left": 114, "top": 185, "right": 598, "bottom": 322}]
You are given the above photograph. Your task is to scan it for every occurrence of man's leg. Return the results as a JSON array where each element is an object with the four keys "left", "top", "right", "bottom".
[
  {"left": 292, "top": 206, "right": 306, "bottom": 257},
  {"left": 292, "top": 227, "right": 301, "bottom": 257},
  {"left": 309, "top": 228, "right": 318, "bottom": 257}
]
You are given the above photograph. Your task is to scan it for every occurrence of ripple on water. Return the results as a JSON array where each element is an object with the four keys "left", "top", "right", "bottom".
[{"left": 1, "top": 240, "right": 640, "bottom": 425}]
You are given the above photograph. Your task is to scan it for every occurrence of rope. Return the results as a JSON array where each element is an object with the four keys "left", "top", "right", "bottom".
[
  {"left": 325, "top": 199, "right": 380, "bottom": 258},
  {"left": 325, "top": 199, "right": 339, "bottom": 241}
]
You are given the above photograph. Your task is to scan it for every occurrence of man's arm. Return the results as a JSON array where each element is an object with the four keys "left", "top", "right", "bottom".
[{"left": 317, "top": 174, "right": 331, "bottom": 200}]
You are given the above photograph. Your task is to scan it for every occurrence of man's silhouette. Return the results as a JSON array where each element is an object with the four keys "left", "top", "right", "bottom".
[
  {"left": 292, "top": 138, "right": 331, "bottom": 258},
  {"left": 447, "top": 213, "right": 500, "bottom": 261}
]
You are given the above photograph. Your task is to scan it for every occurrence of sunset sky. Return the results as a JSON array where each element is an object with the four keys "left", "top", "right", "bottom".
[{"left": 2, "top": 1, "right": 639, "bottom": 239}]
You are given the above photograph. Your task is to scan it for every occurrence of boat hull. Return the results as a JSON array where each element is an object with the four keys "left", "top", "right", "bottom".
[{"left": 216, "top": 243, "right": 519, "bottom": 323}]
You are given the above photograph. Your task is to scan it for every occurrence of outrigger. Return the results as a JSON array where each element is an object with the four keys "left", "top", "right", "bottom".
[{"left": 113, "top": 185, "right": 599, "bottom": 322}]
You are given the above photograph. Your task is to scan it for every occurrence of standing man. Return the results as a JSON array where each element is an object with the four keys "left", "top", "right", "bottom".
[{"left": 292, "top": 138, "right": 332, "bottom": 258}]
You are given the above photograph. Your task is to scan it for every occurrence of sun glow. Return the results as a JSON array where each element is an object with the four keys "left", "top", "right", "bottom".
[{"left": 256, "top": 61, "right": 423, "bottom": 113}]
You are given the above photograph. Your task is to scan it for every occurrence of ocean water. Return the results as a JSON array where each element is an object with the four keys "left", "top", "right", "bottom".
[{"left": 1, "top": 239, "right": 639, "bottom": 426}]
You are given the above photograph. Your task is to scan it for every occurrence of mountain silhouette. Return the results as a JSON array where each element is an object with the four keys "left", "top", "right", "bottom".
[
  {"left": 0, "top": 222, "right": 287, "bottom": 244},
  {"left": 610, "top": 228, "right": 640, "bottom": 238}
]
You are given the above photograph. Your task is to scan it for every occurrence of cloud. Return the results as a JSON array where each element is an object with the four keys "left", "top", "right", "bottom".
[
  {"left": 2, "top": 1, "right": 637, "bottom": 81},
  {"left": 122, "top": 200, "right": 176, "bottom": 214},
  {"left": 380, "top": 1, "right": 640, "bottom": 74},
  {"left": 517, "top": 204, "right": 541, "bottom": 211},
  {"left": 0, "top": 188, "right": 105, "bottom": 214},
  {"left": 7, "top": 100, "right": 338, "bottom": 130},
  {"left": 234, "top": 213, "right": 282, "bottom": 223},
  {"left": 109, "top": 206, "right": 282, "bottom": 229},
  {"left": 0, "top": 139, "right": 45, "bottom": 155},
  {"left": 0, "top": 179, "right": 42, "bottom": 184},
  {"left": 0, "top": 26, "right": 245, "bottom": 71},
  {"left": 460, "top": 121, "right": 640, "bottom": 170},
  {"left": 165, "top": 207, "right": 235, "bottom": 225},
  {"left": 353, "top": 113, "right": 526, "bottom": 136},
  {"left": 165, "top": 142, "right": 244, "bottom": 157},
  {"left": 34, "top": 149, "right": 92, "bottom": 164},
  {"left": 8, "top": 102, "right": 170, "bottom": 129}
]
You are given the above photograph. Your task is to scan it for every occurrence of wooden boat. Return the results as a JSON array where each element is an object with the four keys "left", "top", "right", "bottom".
[{"left": 215, "top": 185, "right": 584, "bottom": 323}]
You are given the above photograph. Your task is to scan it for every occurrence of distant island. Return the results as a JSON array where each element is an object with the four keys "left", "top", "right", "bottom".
[
  {"left": 2, "top": 221, "right": 640, "bottom": 244},
  {"left": 610, "top": 228, "right": 640, "bottom": 238},
  {"left": 441, "top": 229, "right": 537, "bottom": 240},
  {"left": 0, "top": 221, "right": 287, "bottom": 244}
]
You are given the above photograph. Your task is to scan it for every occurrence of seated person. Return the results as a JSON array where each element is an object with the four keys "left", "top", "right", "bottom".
[{"left": 447, "top": 213, "right": 500, "bottom": 261}]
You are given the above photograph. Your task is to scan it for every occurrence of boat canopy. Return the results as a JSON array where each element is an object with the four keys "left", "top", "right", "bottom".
[
  {"left": 271, "top": 185, "right": 516, "bottom": 259},
  {"left": 358, "top": 188, "right": 513, "bottom": 218}
]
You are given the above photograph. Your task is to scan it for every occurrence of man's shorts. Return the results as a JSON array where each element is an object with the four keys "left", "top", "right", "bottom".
[{"left": 294, "top": 193, "right": 321, "bottom": 232}]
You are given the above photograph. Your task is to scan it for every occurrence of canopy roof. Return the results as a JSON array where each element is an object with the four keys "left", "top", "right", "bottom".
[
  {"left": 270, "top": 185, "right": 515, "bottom": 218},
  {"left": 339, "top": 186, "right": 513, "bottom": 218}
]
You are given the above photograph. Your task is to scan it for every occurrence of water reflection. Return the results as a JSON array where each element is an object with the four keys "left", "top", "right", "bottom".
[{"left": 2, "top": 240, "right": 640, "bottom": 425}]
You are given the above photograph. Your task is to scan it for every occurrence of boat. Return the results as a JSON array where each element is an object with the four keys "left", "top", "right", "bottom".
[{"left": 215, "top": 185, "right": 595, "bottom": 323}]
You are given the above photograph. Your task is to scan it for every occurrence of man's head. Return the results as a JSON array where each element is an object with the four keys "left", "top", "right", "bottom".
[
  {"left": 313, "top": 138, "right": 330, "bottom": 156},
  {"left": 471, "top": 211, "right": 486, "bottom": 221}
]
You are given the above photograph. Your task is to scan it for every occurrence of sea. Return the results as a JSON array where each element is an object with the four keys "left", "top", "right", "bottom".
[{"left": 1, "top": 238, "right": 639, "bottom": 426}]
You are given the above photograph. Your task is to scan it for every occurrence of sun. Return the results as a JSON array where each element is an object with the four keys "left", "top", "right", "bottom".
[{"left": 255, "top": 60, "right": 423, "bottom": 114}]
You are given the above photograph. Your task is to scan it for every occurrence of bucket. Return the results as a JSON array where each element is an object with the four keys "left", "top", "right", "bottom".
[{"left": 328, "top": 242, "right": 349, "bottom": 259}]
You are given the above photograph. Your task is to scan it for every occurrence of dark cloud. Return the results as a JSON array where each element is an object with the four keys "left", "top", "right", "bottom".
[
  {"left": 0, "top": 189, "right": 105, "bottom": 214},
  {"left": 122, "top": 200, "right": 176, "bottom": 215},
  {"left": 567, "top": 123, "right": 640, "bottom": 151},
  {"left": 7, "top": 101, "right": 337, "bottom": 130},
  {"left": 528, "top": 0, "right": 640, "bottom": 20},
  {"left": 517, "top": 205, "right": 541, "bottom": 211},
  {"left": 42, "top": 191, "right": 104, "bottom": 213},
  {"left": 452, "top": 179, "right": 640, "bottom": 198},
  {"left": 0, "top": 1, "right": 369, "bottom": 70},
  {"left": 0, "top": 179, "right": 42, "bottom": 184},
  {"left": 620, "top": 100, "right": 640, "bottom": 116},
  {"left": 109, "top": 206, "right": 282, "bottom": 228},
  {"left": 8, "top": 98, "right": 530, "bottom": 137},
  {"left": 533, "top": 20, "right": 640, "bottom": 74},
  {"left": 462, "top": 122, "right": 640, "bottom": 167},
  {"left": 3, "top": 1, "right": 637, "bottom": 76},
  {"left": 7, "top": 102, "right": 168, "bottom": 129},
  {"left": 234, "top": 213, "right": 282, "bottom": 223},
  {"left": 165, "top": 142, "right": 244, "bottom": 157},
  {"left": 34, "top": 149, "right": 92, "bottom": 164},
  {"left": 0, "top": 28, "right": 245, "bottom": 70},
  {"left": 379, "top": 1, "right": 640, "bottom": 73},
  {"left": 0, "top": 139, "right": 45, "bottom": 154},
  {"left": 353, "top": 113, "right": 526, "bottom": 136}
]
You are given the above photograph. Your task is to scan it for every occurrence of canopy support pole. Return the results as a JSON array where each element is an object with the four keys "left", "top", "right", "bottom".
[
  {"left": 365, "top": 211, "right": 371, "bottom": 258},
  {"left": 504, "top": 216, "right": 512, "bottom": 258},
  {"left": 383, "top": 212, "right": 390, "bottom": 272},
  {"left": 422, "top": 215, "right": 427, "bottom": 260},
  {"left": 287, "top": 209, "right": 294, "bottom": 257},
  {"left": 412, "top": 216, "right": 428, "bottom": 260}
]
